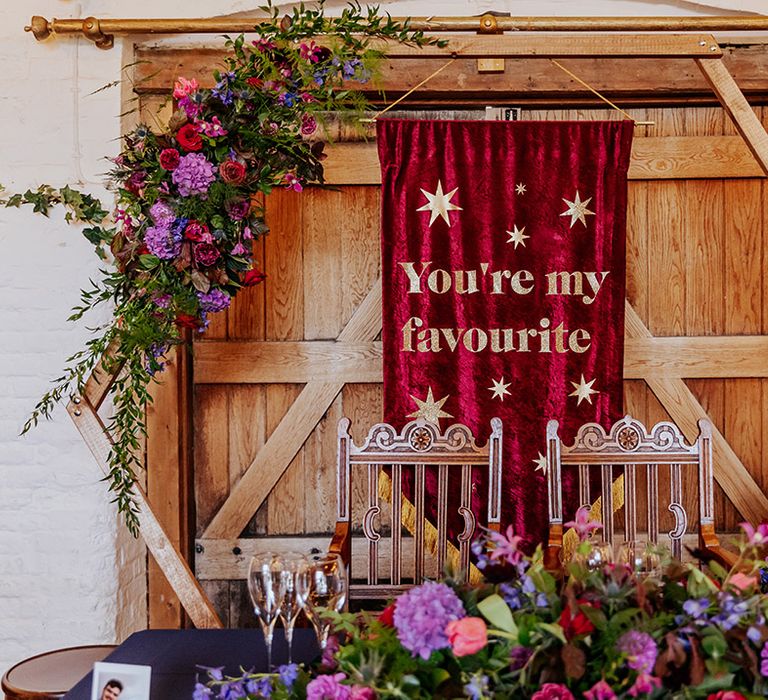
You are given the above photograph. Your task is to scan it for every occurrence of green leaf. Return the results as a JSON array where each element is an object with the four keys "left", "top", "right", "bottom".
[
  {"left": 139, "top": 254, "right": 161, "bottom": 270},
  {"left": 478, "top": 593, "right": 517, "bottom": 635},
  {"left": 539, "top": 622, "right": 567, "bottom": 644}
]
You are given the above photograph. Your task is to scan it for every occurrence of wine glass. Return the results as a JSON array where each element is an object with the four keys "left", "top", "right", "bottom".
[
  {"left": 617, "top": 541, "right": 662, "bottom": 578},
  {"left": 247, "top": 552, "right": 284, "bottom": 670},
  {"left": 278, "top": 552, "right": 310, "bottom": 664},
  {"left": 297, "top": 553, "right": 347, "bottom": 649}
]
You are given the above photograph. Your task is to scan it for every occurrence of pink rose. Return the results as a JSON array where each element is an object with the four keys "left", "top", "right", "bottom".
[
  {"left": 727, "top": 572, "right": 757, "bottom": 592},
  {"left": 584, "top": 680, "right": 617, "bottom": 700},
  {"left": 445, "top": 616, "right": 487, "bottom": 657},
  {"left": 531, "top": 683, "right": 575, "bottom": 700},
  {"left": 194, "top": 242, "right": 221, "bottom": 267},
  {"left": 707, "top": 693, "right": 747, "bottom": 700}
]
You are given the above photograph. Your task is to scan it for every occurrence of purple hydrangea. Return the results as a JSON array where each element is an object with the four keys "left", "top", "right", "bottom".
[
  {"left": 761, "top": 640, "right": 768, "bottom": 677},
  {"left": 393, "top": 581, "right": 465, "bottom": 660},
  {"left": 149, "top": 200, "right": 176, "bottom": 228},
  {"left": 197, "top": 288, "right": 231, "bottom": 313},
  {"left": 144, "top": 224, "right": 182, "bottom": 259},
  {"left": 617, "top": 630, "right": 658, "bottom": 673},
  {"left": 306, "top": 672, "right": 350, "bottom": 700},
  {"left": 172, "top": 152, "right": 217, "bottom": 197}
]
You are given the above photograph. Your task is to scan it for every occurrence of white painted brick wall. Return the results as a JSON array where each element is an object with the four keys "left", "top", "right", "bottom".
[{"left": 0, "top": 0, "right": 757, "bottom": 683}]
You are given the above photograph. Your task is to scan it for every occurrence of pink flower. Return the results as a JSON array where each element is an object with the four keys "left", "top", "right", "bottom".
[
  {"left": 284, "top": 173, "right": 303, "bottom": 192},
  {"left": 301, "top": 115, "right": 318, "bottom": 136},
  {"left": 446, "top": 617, "right": 487, "bottom": 657},
  {"left": 531, "top": 683, "right": 575, "bottom": 700},
  {"left": 565, "top": 505, "right": 603, "bottom": 541},
  {"left": 231, "top": 241, "right": 247, "bottom": 256},
  {"left": 584, "top": 680, "right": 616, "bottom": 700},
  {"left": 727, "top": 572, "right": 758, "bottom": 592},
  {"left": 628, "top": 674, "right": 661, "bottom": 697},
  {"left": 707, "top": 693, "right": 747, "bottom": 700},
  {"left": 488, "top": 525, "right": 524, "bottom": 566},
  {"left": 306, "top": 672, "right": 350, "bottom": 700},
  {"left": 740, "top": 522, "right": 768, "bottom": 546},
  {"left": 350, "top": 687, "right": 375, "bottom": 700},
  {"left": 197, "top": 116, "right": 228, "bottom": 138},
  {"left": 173, "top": 76, "right": 198, "bottom": 99}
]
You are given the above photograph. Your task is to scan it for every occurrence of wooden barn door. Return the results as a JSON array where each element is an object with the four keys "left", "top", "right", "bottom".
[{"left": 136, "top": 47, "right": 768, "bottom": 628}]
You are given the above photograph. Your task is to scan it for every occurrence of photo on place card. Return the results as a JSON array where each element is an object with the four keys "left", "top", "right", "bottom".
[{"left": 90, "top": 662, "right": 152, "bottom": 700}]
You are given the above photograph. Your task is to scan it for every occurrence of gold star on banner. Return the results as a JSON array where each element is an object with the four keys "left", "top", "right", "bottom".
[
  {"left": 417, "top": 180, "right": 462, "bottom": 227},
  {"left": 506, "top": 225, "right": 529, "bottom": 249},
  {"left": 569, "top": 374, "right": 600, "bottom": 406},
  {"left": 408, "top": 387, "right": 453, "bottom": 424},
  {"left": 533, "top": 452, "right": 548, "bottom": 474},
  {"left": 560, "top": 191, "right": 595, "bottom": 228},
  {"left": 515, "top": 183, "right": 527, "bottom": 195},
  {"left": 488, "top": 376, "right": 512, "bottom": 401}
]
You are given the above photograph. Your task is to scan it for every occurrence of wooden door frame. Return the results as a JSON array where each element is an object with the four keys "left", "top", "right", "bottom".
[{"left": 69, "top": 34, "right": 768, "bottom": 628}]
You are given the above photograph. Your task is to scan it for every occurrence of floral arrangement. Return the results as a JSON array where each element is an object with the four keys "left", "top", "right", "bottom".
[
  {"left": 198, "top": 514, "right": 768, "bottom": 699},
  {"left": 1, "top": 3, "right": 442, "bottom": 533}
]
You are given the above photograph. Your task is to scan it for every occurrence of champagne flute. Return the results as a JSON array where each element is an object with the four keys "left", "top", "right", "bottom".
[
  {"left": 278, "top": 552, "right": 310, "bottom": 664},
  {"left": 297, "top": 553, "right": 347, "bottom": 649},
  {"left": 617, "top": 541, "right": 662, "bottom": 578},
  {"left": 247, "top": 552, "right": 284, "bottom": 670}
]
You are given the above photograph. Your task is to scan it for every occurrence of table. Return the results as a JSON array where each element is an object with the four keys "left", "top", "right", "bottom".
[{"left": 63, "top": 629, "right": 320, "bottom": 699}]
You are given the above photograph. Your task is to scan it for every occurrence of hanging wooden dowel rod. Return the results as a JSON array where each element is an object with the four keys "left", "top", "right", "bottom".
[{"left": 25, "top": 14, "right": 768, "bottom": 49}]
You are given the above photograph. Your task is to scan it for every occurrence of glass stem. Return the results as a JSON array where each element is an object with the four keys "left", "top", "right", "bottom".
[
  {"left": 265, "top": 627, "right": 273, "bottom": 670},
  {"left": 285, "top": 621, "right": 294, "bottom": 664}
]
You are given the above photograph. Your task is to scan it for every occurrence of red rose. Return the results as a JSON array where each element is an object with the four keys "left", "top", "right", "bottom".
[
  {"left": 378, "top": 603, "right": 395, "bottom": 628},
  {"left": 707, "top": 693, "right": 747, "bottom": 700},
  {"left": 158, "top": 148, "right": 180, "bottom": 170},
  {"left": 194, "top": 242, "right": 221, "bottom": 267},
  {"left": 532, "top": 684, "right": 575, "bottom": 700},
  {"left": 242, "top": 268, "right": 266, "bottom": 286},
  {"left": 558, "top": 602, "right": 596, "bottom": 640},
  {"left": 175, "top": 313, "right": 201, "bottom": 330},
  {"left": 219, "top": 160, "right": 246, "bottom": 185},
  {"left": 176, "top": 123, "right": 203, "bottom": 151},
  {"left": 184, "top": 220, "right": 210, "bottom": 242}
]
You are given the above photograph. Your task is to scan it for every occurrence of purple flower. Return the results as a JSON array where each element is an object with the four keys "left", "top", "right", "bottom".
[
  {"left": 321, "top": 634, "right": 340, "bottom": 670},
  {"left": 740, "top": 522, "right": 768, "bottom": 546},
  {"left": 144, "top": 224, "right": 182, "bottom": 260},
  {"left": 509, "top": 645, "right": 533, "bottom": 671},
  {"left": 306, "top": 672, "right": 350, "bottom": 700},
  {"left": 197, "top": 289, "right": 231, "bottom": 313},
  {"left": 225, "top": 198, "right": 251, "bottom": 221},
  {"left": 463, "top": 673, "right": 489, "bottom": 700},
  {"left": 277, "top": 664, "right": 299, "bottom": 690},
  {"left": 617, "top": 630, "right": 658, "bottom": 674},
  {"left": 152, "top": 293, "right": 172, "bottom": 308},
  {"left": 584, "top": 680, "right": 617, "bottom": 700},
  {"left": 231, "top": 241, "right": 247, "bottom": 256},
  {"left": 245, "top": 677, "right": 272, "bottom": 697},
  {"left": 393, "top": 581, "right": 465, "bottom": 659},
  {"left": 761, "top": 640, "right": 768, "bottom": 677},
  {"left": 682, "top": 597, "right": 711, "bottom": 621},
  {"left": 149, "top": 200, "right": 176, "bottom": 228},
  {"left": 212, "top": 71, "right": 236, "bottom": 105},
  {"left": 712, "top": 592, "right": 749, "bottom": 631},
  {"left": 192, "top": 682, "right": 213, "bottom": 700},
  {"left": 172, "top": 152, "right": 217, "bottom": 197}
]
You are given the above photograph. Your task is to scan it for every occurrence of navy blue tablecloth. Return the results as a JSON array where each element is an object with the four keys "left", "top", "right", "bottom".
[{"left": 64, "top": 629, "right": 319, "bottom": 699}]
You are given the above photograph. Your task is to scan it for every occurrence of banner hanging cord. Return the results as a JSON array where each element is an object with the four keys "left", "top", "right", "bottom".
[
  {"left": 550, "top": 59, "right": 654, "bottom": 126},
  {"left": 361, "top": 58, "right": 458, "bottom": 122}
]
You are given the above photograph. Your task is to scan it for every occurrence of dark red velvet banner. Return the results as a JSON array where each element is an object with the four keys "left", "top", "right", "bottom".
[{"left": 378, "top": 119, "right": 634, "bottom": 549}]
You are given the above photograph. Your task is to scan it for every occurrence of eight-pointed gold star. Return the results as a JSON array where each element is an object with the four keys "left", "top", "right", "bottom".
[
  {"left": 560, "top": 191, "right": 595, "bottom": 228},
  {"left": 569, "top": 374, "right": 600, "bottom": 406},
  {"left": 488, "top": 376, "right": 512, "bottom": 401},
  {"left": 408, "top": 386, "right": 453, "bottom": 424},
  {"left": 506, "top": 225, "right": 529, "bottom": 249},
  {"left": 515, "top": 183, "right": 527, "bottom": 195},
  {"left": 417, "top": 180, "right": 463, "bottom": 227},
  {"left": 533, "top": 452, "right": 547, "bottom": 474}
]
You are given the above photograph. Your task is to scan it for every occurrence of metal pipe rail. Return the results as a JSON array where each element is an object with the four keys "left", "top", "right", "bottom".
[{"left": 25, "top": 14, "right": 768, "bottom": 50}]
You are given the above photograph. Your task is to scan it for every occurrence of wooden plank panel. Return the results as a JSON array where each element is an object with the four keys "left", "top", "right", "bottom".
[
  {"left": 322, "top": 136, "right": 766, "bottom": 185},
  {"left": 303, "top": 395, "right": 342, "bottom": 534},
  {"left": 147, "top": 346, "right": 187, "bottom": 628},
  {"left": 228, "top": 236, "right": 266, "bottom": 340},
  {"left": 684, "top": 106, "right": 725, "bottom": 531},
  {"left": 135, "top": 47, "right": 768, "bottom": 104},
  {"left": 303, "top": 188, "right": 343, "bottom": 339},
  {"left": 697, "top": 58, "right": 768, "bottom": 176},
  {"left": 193, "top": 337, "right": 768, "bottom": 383},
  {"left": 194, "top": 386, "right": 230, "bottom": 534},
  {"left": 266, "top": 385, "right": 305, "bottom": 535}
]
